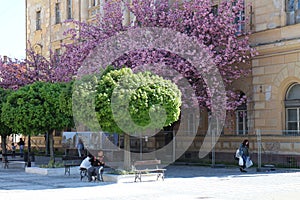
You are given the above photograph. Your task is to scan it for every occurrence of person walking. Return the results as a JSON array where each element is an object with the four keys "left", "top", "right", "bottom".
[
  {"left": 11, "top": 142, "right": 16, "bottom": 158},
  {"left": 77, "top": 139, "right": 84, "bottom": 157},
  {"left": 238, "top": 139, "right": 250, "bottom": 172},
  {"left": 17, "top": 138, "right": 25, "bottom": 157}
]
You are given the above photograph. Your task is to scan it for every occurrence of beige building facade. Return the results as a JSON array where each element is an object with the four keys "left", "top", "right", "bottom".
[
  {"left": 26, "top": 0, "right": 107, "bottom": 57},
  {"left": 212, "top": 0, "right": 300, "bottom": 166},
  {"left": 25, "top": 0, "right": 300, "bottom": 166}
]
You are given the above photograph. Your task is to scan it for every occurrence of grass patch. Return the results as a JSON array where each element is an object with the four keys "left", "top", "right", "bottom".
[
  {"left": 108, "top": 169, "right": 135, "bottom": 175},
  {"left": 39, "top": 160, "right": 64, "bottom": 168}
]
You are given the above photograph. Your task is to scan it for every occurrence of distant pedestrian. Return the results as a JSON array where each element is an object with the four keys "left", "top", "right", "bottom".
[
  {"left": 238, "top": 139, "right": 252, "bottom": 172},
  {"left": 77, "top": 139, "right": 84, "bottom": 157},
  {"left": 11, "top": 142, "right": 16, "bottom": 158},
  {"left": 17, "top": 138, "right": 25, "bottom": 157}
]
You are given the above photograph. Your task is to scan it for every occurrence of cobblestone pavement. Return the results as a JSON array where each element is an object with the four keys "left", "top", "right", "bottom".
[{"left": 0, "top": 165, "right": 300, "bottom": 200}]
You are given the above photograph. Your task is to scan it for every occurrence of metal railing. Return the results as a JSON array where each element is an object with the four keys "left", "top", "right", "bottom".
[{"left": 255, "top": 129, "right": 300, "bottom": 169}]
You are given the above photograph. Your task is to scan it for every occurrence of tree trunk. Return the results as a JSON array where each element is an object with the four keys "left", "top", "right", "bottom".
[
  {"left": 45, "top": 132, "right": 49, "bottom": 156},
  {"left": 49, "top": 130, "right": 55, "bottom": 162},
  {"left": 123, "top": 133, "right": 131, "bottom": 171},
  {"left": 27, "top": 135, "right": 31, "bottom": 167},
  {"left": 1, "top": 135, "right": 7, "bottom": 163}
]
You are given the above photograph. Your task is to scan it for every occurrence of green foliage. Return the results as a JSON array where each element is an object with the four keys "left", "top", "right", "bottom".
[
  {"left": 1, "top": 82, "right": 70, "bottom": 136},
  {"left": 0, "top": 88, "right": 13, "bottom": 136},
  {"left": 94, "top": 67, "right": 132, "bottom": 133},
  {"left": 95, "top": 67, "right": 181, "bottom": 135},
  {"left": 39, "top": 160, "right": 64, "bottom": 168},
  {"left": 59, "top": 81, "right": 75, "bottom": 129},
  {"left": 72, "top": 74, "right": 102, "bottom": 131},
  {"left": 108, "top": 169, "right": 135, "bottom": 175}
]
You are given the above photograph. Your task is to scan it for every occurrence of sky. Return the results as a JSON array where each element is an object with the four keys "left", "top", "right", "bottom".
[{"left": 0, "top": 1, "right": 25, "bottom": 59}]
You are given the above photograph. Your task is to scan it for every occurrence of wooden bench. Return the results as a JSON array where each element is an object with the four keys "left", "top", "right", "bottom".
[
  {"left": 62, "top": 156, "right": 83, "bottom": 176},
  {"left": 132, "top": 159, "right": 166, "bottom": 182}
]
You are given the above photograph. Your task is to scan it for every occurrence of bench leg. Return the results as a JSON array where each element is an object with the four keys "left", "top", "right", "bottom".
[
  {"left": 80, "top": 169, "right": 87, "bottom": 181},
  {"left": 157, "top": 173, "right": 160, "bottom": 181},
  {"left": 65, "top": 166, "right": 71, "bottom": 176},
  {"left": 98, "top": 167, "right": 104, "bottom": 182},
  {"left": 156, "top": 171, "right": 165, "bottom": 181},
  {"left": 134, "top": 172, "right": 142, "bottom": 182},
  {"left": 4, "top": 161, "right": 8, "bottom": 169}
]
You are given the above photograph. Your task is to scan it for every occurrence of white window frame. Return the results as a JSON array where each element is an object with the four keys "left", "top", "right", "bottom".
[
  {"left": 285, "top": 83, "right": 300, "bottom": 134},
  {"left": 67, "top": 0, "right": 72, "bottom": 19},
  {"left": 36, "top": 10, "right": 41, "bottom": 30},
  {"left": 55, "top": 3, "right": 61, "bottom": 24},
  {"left": 286, "top": 108, "right": 300, "bottom": 133},
  {"left": 188, "top": 113, "right": 196, "bottom": 135},
  {"left": 233, "top": 1, "right": 245, "bottom": 34},
  {"left": 54, "top": 48, "right": 61, "bottom": 64},
  {"left": 236, "top": 109, "right": 248, "bottom": 135}
]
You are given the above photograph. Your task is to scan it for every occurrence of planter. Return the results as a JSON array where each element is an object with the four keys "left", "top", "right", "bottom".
[
  {"left": 25, "top": 167, "right": 161, "bottom": 183},
  {"left": 103, "top": 173, "right": 160, "bottom": 183},
  {"left": 25, "top": 166, "right": 68, "bottom": 176}
]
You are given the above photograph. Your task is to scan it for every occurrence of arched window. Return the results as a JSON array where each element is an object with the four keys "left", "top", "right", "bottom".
[
  {"left": 236, "top": 92, "right": 248, "bottom": 135},
  {"left": 34, "top": 44, "right": 42, "bottom": 55},
  {"left": 285, "top": 83, "right": 300, "bottom": 134}
]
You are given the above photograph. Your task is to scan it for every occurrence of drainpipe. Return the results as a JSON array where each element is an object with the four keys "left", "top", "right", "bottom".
[
  {"left": 49, "top": 0, "right": 52, "bottom": 57},
  {"left": 25, "top": 0, "right": 28, "bottom": 59}
]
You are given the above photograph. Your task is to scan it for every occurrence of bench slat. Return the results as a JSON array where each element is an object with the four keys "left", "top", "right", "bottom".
[{"left": 134, "top": 160, "right": 161, "bottom": 166}]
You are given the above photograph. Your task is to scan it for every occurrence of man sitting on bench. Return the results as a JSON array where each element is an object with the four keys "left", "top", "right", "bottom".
[{"left": 87, "top": 151, "right": 105, "bottom": 182}]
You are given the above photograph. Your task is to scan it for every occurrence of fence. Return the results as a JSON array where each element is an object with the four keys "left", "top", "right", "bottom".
[{"left": 255, "top": 129, "right": 300, "bottom": 168}]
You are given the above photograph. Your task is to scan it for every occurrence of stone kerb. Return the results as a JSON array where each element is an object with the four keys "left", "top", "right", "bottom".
[
  {"left": 25, "top": 166, "right": 159, "bottom": 183},
  {"left": 25, "top": 166, "right": 68, "bottom": 176},
  {"left": 103, "top": 173, "right": 159, "bottom": 183}
]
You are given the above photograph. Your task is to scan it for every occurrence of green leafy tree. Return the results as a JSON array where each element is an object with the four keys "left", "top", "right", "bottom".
[
  {"left": 94, "top": 67, "right": 181, "bottom": 169},
  {"left": 59, "top": 81, "right": 75, "bottom": 129},
  {"left": 72, "top": 74, "right": 102, "bottom": 131},
  {"left": 1, "top": 82, "right": 72, "bottom": 165},
  {"left": 0, "top": 88, "right": 13, "bottom": 156}
]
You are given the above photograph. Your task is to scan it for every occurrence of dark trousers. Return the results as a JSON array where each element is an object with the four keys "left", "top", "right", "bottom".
[
  {"left": 241, "top": 155, "right": 247, "bottom": 169},
  {"left": 87, "top": 166, "right": 104, "bottom": 181}
]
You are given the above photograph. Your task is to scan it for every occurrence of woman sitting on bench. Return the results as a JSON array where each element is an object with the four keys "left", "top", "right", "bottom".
[
  {"left": 87, "top": 151, "right": 105, "bottom": 182},
  {"left": 80, "top": 153, "right": 92, "bottom": 170}
]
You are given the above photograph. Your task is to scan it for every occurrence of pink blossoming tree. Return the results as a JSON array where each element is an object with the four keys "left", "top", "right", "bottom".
[{"left": 61, "top": 0, "right": 255, "bottom": 112}]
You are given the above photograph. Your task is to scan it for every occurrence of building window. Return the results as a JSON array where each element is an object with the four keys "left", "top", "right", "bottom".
[
  {"left": 54, "top": 48, "right": 61, "bottom": 65},
  {"left": 285, "top": 83, "right": 300, "bottom": 134},
  {"left": 91, "top": 0, "right": 96, "bottom": 7},
  {"left": 67, "top": 0, "right": 72, "bottom": 19},
  {"left": 211, "top": 5, "right": 218, "bottom": 16},
  {"left": 34, "top": 44, "right": 42, "bottom": 55},
  {"left": 286, "top": 0, "right": 300, "bottom": 25},
  {"left": 235, "top": 92, "right": 248, "bottom": 135},
  {"left": 55, "top": 3, "right": 61, "bottom": 24},
  {"left": 36, "top": 11, "right": 41, "bottom": 30},
  {"left": 233, "top": 0, "right": 245, "bottom": 34},
  {"left": 236, "top": 109, "right": 247, "bottom": 135},
  {"left": 188, "top": 113, "right": 196, "bottom": 135}
]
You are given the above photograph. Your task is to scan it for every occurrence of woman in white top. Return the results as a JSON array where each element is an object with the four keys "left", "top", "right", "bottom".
[{"left": 80, "top": 154, "right": 92, "bottom": 170}]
